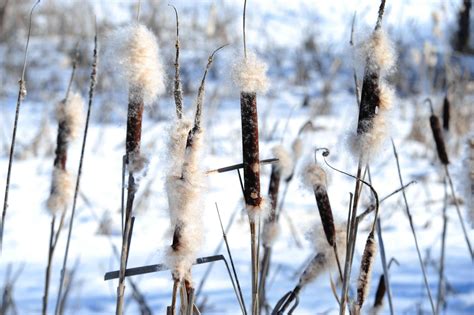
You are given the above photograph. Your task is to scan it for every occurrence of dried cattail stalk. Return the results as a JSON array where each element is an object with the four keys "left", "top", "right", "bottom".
[
  {"left": 110, "top": 23, "right": 165, "bottom": 315},
  {"left": 233, "top": 52, "right": 269, "bottom": 218},
  {"left": 46, "top": 92, "right": 84, "bottom": 215},
  {"left": 165, "top": 47, "right": 223, "bottom": 283},
  {"left": 354, "top": 232, "right": 377, "bottom": 314},
  {"left": 427, "top": 99, "right": 450, "bottom": 165},
  {"left": 1, "top": 0, "right": 40, "bottom": 252},
  {"left": 55, "top": 24, "right": 98, "bottom": 315},
  {"left": 442, "top": 95, "right": 450, "bottom": 132}
]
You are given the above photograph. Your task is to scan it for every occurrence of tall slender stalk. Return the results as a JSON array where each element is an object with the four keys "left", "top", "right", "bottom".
[
  {"left": 55, "top": 23, "right": 98, "bottom": 315},
  {"left": 391, "top": 139, "right": 435, "bottom": 314},
  {"left": 1, "top": 0, "right": 40, "bottom": 253}
]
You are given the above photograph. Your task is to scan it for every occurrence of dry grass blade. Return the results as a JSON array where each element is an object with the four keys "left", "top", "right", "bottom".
[
  {"left": 391, "top": 139, "right": 436, "bottom": 314},
  {"left": 215, "top": 203, "right": 247, "bottom": 315}
]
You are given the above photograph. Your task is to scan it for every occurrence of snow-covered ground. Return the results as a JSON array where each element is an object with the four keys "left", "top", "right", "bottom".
[{"left": 0, "top": 0, "right": 473, "bottom": 314}]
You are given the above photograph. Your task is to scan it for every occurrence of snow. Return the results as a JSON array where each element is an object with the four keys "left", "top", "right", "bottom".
[{"left": 0, "top": 0, "right": 473, "bottom": 314}]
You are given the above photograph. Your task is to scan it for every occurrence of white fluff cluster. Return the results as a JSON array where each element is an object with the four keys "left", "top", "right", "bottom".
[
  {"left": 106, "top": 23, "right": 165, "bottom": 105},
  {"left": 291, "top": 137, "right": 304, "bottom": 161},
  {"left": 46, "top": 168, "right": 73, "bottom": 215},
  {"left": 262, "top": 221, "right": 280, "bottom": 247},
  {"left": 232, "top": 52, "right": 269, "bottom": 94},
  {"left": 246, "top": 198, "right": 269, "bottom": 222},
  {"left": 164, "top": 120, "right": 206, "bottom": 280},
  {"left": 363, "top": 30, "right": 396, "bottom": 75},
  {"left": 349, "top": 113, "right": 389, "bottom": 163},
  {"left": 350, "top": 29, "right": 397, "bottom": 161},
  {"left": 310, "top": 222, "right": 347, "bottom": 263},
  {"left": 272, "top": 145, "right": 293, "bottom": 178},
  {"left": 56, "top": 91, "right": 84, "bottom": 141},
  {"left": 299, "top": 222, "right": 346, "bottom": 288},
  {"left": 302, "top": 162, "right": 327, "bottom": 189}
]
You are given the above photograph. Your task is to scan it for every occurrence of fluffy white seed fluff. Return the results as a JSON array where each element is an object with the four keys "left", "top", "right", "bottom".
[
  {"left": 292, "top": 137, "right": 304, "bottom": 161},
  {"left": 368, "top": 305, "right": 383, "bottom": 315},
  {"left": 166, "top": 119, "right": 193, "bottom": 174},
  {"left": 272, "top": 145, "right": 293, "bottom": 178},
  {"left": 302, "top": 163, "right": 327, "bottom": 189},
  {"left": 349, "top": 112, "right": 388, "bottom": 163},
  {"left": 363, "top": 29, "right": 396, "bottom": 74},
  {"left": 164, "top": 120, "right": 206, "bottom": 279},
  {"left": 262, "top": 221, "right": 280, "bottom": 247},
  {"left": 298, "top": 222, "right": 347, "bottom": 288},
  {"left": 309, "top": 222, "right": 347, "bottom": 263},
  {"left": 106, "top": 23, "right": 165, "bottom": 105},
  {"left": 232, "top": 52, "right": 269, "bottom": 94},
  {"left": 246, "top": 198, "right": 269, "bottom": 222},
  {"left": 56, "top": 91, "right": 84, "bottom": 141},
  {"left": 460, "top": 138, "right": 474, "bottom": 226},
  {"left": 298, "top": 252, "right": 328, "bottom": 288},
  {"left": 46, "top": 168, "right": 73, "bottom": 215}
]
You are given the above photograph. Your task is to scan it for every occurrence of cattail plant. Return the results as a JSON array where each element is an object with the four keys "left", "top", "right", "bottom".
[
  {"left": 233, "top": 1, "right": 270, "bottom": 313},
  {"left": 164, "top": 8, "right": 225, "bottom": 313},
  {"left": 302, "top": 158, "right": 343, "bottom": 280},
  {"left": 54, "top": 24, "right": 98, "bottom": 315},
  {"left": 259, "top": 145, "right": 292, "bottom": 311},
  {"left": 43, "top": 63, "right": 84, "bottom": 315},
  {"left": 426, "top": 99, "right": 473, "bottom": 259},
  {"left": 105, "top": 22, "right": 165, "bottom": 315},
  {"left": 349, "top": 0, "right": 395, "bottom": 162},
  {"left": 0, "top": 0, "right": 40, "bottom": 253},
  {"left": 341, "top": 1, "right": 395, "bottom": 313},
  {"left": 273, "top": 223, "right": 347, "bottom": 314}
]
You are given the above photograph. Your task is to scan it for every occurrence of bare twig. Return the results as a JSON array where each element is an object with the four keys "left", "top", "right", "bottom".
[{"left": 1, "top": 0, "right": 40, "bottom": 253}]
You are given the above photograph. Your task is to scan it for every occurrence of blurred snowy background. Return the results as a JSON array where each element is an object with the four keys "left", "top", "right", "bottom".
[{"left": 0, "top": 0, "right": 473, "bottom": 314}]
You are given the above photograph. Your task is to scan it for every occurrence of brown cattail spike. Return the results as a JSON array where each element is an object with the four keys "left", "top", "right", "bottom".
[
  {"left": 442, "top": 95, "right": 450, "bottom": 132},
  {"left": 373, "top": 274, "right": 386, "bottom": 307},
  {"left": 241, "top": 92, "right": 262, "bottom": 208},
  {"left": 357, "top": 71, "right": 381, "bottom": 135},
  {"left": 314, "top": 185, "right": 336, "bottom": 246},
  {"left": 126, "top": 92, "right": 144, "bottom": 160},
  {"left": 356, "top": 231, "right": 377, "bottom": 310},
  {"left": 426, "top": 98, "right": 450, "bottom": 164}
]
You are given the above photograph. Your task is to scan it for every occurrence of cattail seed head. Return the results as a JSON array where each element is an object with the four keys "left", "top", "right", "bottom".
[
  {"left": 298, "top": 252, "right": 328, "bottom": 288},
  {"left": 232, "top": 52, "right": 269, "bottom": 94},
  {"left": 442, "top": 95, "right": 450, "bottom": 131},
  {"left": 46, "top": 168, "right": 73, "bottom": 215},
  {"left": 56, "top": 91, "right": 84, "bottom": 141},
  {"left": 313, "top": 185, "right": 336, "bottom": 247},
  {"left": 429, "top": 114, "right": 450, "bottom": 164},
  {"left": 356, "top": 232, "right": 377, "bottom": 310},
  {"left": 106, "top": 23, "right": 165, "bottom": 105},
  {"left": 309, "top": 223, "right": 347, "bottom": 268},
  {"left": 350, "top": 27, "right": 396, "bottom": 161}
]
